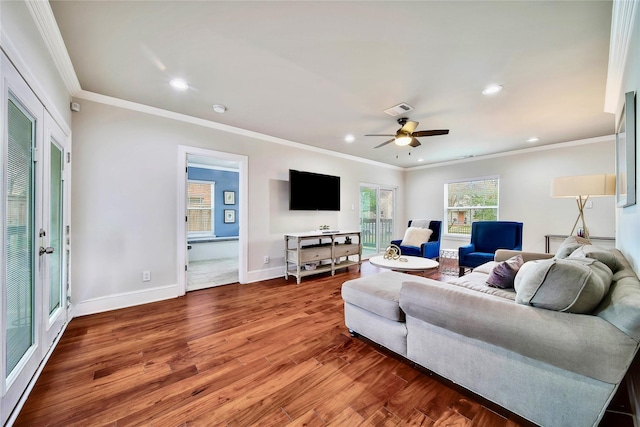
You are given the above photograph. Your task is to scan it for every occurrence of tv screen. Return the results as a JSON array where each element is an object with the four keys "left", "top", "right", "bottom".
[{"left": 289, "top": 169, "right": 340, "bottom": 211}]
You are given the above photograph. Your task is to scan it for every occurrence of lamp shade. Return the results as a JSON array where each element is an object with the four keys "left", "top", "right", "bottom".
[{"left": 550, "top": 174, "right": 616, "bottom": 198}]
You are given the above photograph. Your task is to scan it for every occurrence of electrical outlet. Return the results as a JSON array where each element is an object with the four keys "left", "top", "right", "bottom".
[
  {"left": 142, "top": 270, "right": 151, "bottom": 282},
  {"left": 264, "top": 256, "right": 270, "bottom": 264},
  {"left": 585, "top": 200, "right": 593, "bottom": 209}
]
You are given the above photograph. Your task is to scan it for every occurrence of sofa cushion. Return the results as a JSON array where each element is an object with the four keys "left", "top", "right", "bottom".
[
  {"left": 341, "top": 271, "right": 409, "bottom": 321},
  {"left": 447, "top": 269, "right": 516, "bottom": 301},
  {"left": 554, "top": 235, "right": 591, "bottom": 259},
  {"left": 569, "top": 245, "right": 619, "bottom": 273},
  {"left": 514, "top": 258, "right": 612, "bottom": 313},
  {"left": 486, "top": 254, "right": 523, "bottom": 289},
  {"left": 400, "top": 227, "right": 433, "bottom": 247}
]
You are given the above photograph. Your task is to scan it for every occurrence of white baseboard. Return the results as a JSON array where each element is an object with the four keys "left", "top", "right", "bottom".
[
  {"left": 73, "top": 284, "right": 180, "bottom": 316},
  {"left": 246, "top": 266, "right": 285, "bottom": 284}
]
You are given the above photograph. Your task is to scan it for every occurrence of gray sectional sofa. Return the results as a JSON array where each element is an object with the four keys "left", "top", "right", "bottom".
[{"left": 341, "top": 237, "right": 640, "bottom": 427}]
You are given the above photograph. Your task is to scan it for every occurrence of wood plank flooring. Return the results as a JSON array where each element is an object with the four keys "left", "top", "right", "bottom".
[{"left": 14, "top": 262, "right": 634, "bottom": 426}]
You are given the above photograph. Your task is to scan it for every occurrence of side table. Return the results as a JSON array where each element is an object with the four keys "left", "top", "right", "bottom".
[{"left": 439, "top": 248, "right": 459, "bottom": 275}]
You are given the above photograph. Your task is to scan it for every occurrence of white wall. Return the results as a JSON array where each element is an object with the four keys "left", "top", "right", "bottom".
[
  {"left": 405, "top": 138, "right": 616, "bottom": 253},
  {"left": 70, "top": 99, "right": 405, "bottom": 311},
  {"left": 616, "top": 7, "right": 640, "bottom": 272}
]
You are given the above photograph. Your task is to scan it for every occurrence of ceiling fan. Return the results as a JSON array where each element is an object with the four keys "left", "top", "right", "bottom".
[{"left": 366, "top": 117, "right": 449, "bottom": 148}]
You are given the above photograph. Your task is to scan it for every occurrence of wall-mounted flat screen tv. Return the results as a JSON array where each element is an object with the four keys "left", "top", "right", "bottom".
[{"left": 289, "top": 169, "right": 340, "bottom": 211}]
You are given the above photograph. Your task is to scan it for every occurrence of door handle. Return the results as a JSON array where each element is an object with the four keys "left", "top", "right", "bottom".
[{"left": 39, "top": 246, "right": 54, "bottom": 256}]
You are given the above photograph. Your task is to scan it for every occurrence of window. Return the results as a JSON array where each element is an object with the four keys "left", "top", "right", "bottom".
[
  {"left": 187, "top": 181, "right": 215, "bottom": 236},
  {"left": 445, "top": 177, "right": 499, "bottom": 235}
]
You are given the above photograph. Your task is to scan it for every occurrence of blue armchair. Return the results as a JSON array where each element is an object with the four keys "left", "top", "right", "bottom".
[
  {"left": 391, "top": 220, "right": 442, "bottom": 259},
  {"left": 458, "top": 221, "right": 523, "bottom": 276}
]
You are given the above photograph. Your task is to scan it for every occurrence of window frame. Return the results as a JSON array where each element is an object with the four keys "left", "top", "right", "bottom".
[
  {"left": 187, "top": 180, "right": 215, "bottom": 238},
  {"left": 443, "top": 175, "right": 500, "bottom": 238}
]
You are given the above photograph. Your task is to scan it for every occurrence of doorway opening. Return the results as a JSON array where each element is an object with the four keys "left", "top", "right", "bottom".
[{"left": 177, "top": 146, "right": 248, "bottom": 294}]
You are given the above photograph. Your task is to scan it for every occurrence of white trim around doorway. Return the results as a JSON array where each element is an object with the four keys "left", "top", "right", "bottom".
[{"left": 177, "top": 145, "right": 248, "bottom": 295}]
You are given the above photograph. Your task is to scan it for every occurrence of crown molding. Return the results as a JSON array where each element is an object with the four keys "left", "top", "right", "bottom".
[
  {"left": 25, "top": 0, "right": 81, "bottom": 96},
  {"left": 74, "top": 89, "right": 405, "bottom": 171},
  {"left": 604, "top": 0, "right": 638, "bottom": 114},
  {"left": 407, "top": 135, "right": 615, "bottom": 171}
]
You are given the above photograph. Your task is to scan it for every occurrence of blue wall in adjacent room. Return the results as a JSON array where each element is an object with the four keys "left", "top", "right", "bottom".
[{"left": 188, "top": 167, "right": 239, "bottom": 237}]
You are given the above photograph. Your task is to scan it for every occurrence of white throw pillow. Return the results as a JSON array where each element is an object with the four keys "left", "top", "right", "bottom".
[{"left": 400, "top": 227, "right": 433, "bottom": 247}]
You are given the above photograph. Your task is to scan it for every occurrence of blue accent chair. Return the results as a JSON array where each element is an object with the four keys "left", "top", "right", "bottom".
[
  {"left": 391, "top": 220, "right": 442, "bottom": 259},
  {"left": 458, "top": 221, "right": 523, "bottom": 276}
]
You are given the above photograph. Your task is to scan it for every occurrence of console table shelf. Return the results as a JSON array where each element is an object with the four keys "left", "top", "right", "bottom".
[{"left": 284, "top": 230, "right": 362, "bottom": 284}]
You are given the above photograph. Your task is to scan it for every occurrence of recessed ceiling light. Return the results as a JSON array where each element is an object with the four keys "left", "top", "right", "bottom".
[
  {"left": 169, "top": 78, "right": 189, "bottom": 90},
  {"left": 344, "top": 134, "right": 355, "bottom": 143},
  {"left": 417, "top": 158, "right": 424, "bottom": 162},
  {"left": 527, "top": 137, "right": 540, "bottom": 143},
  {"left": 482, "top": 84, "right": 503, "bottom": 95},
  {"left": 212, "top": 104, "right": 227, "bottom": 114}
]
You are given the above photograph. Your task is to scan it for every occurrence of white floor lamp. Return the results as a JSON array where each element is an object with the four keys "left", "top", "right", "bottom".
[{"left": 550, "top": 174, "right": 616, "bottom": 238}]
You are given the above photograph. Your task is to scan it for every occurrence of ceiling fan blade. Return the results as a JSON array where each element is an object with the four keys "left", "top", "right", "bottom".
[
  {"left": 412, "top": 129, "right": 449, "bottom": 137},
  {"left": 409, "top": 138, "right": 421, "bottom": 148},
  {"left": 400, "top": 121, "right": 419, "bottom": 134},
  {"left": 365, "top": 134, "right": 395, "bottom": 137},
  {"left": 374, "top": 139, "right": 395, "bottom": 148}
]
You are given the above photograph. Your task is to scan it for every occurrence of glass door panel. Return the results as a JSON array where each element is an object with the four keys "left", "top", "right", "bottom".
[
  {"left": 41, "top": 112, "right": 68, "bottom": 353},
  {"left": 3, "top": 81, "right": 43, "bottom": 426},
  {"left": 359, "top": 186, "right": 378, "bottom": 258},
  {"left": 48, "top": 143, "right": 63, "bottom": 315},
  {"left": 5, "top": 96, "right": 36, "bottom": 377},
  {"left": 379, "top": 189, "right": 394, "bottom": 249}
]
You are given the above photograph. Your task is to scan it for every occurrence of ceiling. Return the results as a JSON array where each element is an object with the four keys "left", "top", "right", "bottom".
[{"left": 50, "top": 0, "right": 614, "bottom": 168}]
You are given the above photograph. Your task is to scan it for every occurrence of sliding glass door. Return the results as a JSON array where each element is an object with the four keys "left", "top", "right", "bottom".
[{"left": 360, "top": 184, "right": 395, "bottom": 258}]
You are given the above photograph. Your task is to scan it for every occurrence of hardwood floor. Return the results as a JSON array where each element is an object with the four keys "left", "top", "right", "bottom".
[{"left": 14, "top": 262, "right": 633, "bottom": 426}]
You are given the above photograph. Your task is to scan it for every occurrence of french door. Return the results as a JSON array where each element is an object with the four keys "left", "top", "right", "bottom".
[
  {"left": 359, "top": 184, "right": 395, "bottom": 257},
  {"left": 1, "top": 53, "right": 70, "bottom": 424}
]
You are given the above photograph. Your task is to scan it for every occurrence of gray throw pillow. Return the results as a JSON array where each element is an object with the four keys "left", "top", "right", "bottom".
[
  {"left": 554, "top": 236, "right": 591, "bottom": 259},
  {"left": 486, "top": 255, "right": 523, "bottom": 289},
  {"left": 569, "top": 245, "right": 619, "bottom": 273},
  {"left": 514, "top": 258, "right": 612, "bottom": 313}
]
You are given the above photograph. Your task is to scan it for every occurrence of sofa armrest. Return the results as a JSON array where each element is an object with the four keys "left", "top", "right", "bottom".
[
  {"left": 420, "top": 241, "right": 440, "bottom": 259},
  {"left": 458, "top": 244, "right": 475, "bottom": 258},
  {"left": 399, "top": 280, "right": 637, "bottom": 384},
  {"left": 390, "top": 239, "right": 402, "bottom": 246},
  {"left": 494, "top": 249, "right": 553, "bottom": 263}
]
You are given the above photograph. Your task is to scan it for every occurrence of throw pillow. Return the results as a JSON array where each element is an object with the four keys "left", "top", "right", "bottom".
[
  {"left": 400, "top": 227, "right": 433, "bottom": 247},
  {"left": 514, "top": 258, "right": 612, "bottom": 313},
  {"left": 486, "top": 255, "right": 524, "bottom": 289},
  {"left": 554, "top": 236, "right": 591, "bottom": 259},
  {"left": 569, "top": 245, "right": 619, "bottom": 273}
]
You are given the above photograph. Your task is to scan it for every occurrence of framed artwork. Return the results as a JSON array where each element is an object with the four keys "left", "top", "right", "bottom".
[
  {"left": 224, "top": 209, "right": 236, "bottom": 224},
  {"left": 224, "top": 191, "right": 235, "bottom": 205},
  {"left": 616, "top": 91, "right": 636, "bottom": 207}
]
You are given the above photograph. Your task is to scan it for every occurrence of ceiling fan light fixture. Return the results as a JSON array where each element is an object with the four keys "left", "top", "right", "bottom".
[{"left": 395, "top": 135, "right": 412, "bottom": 146}]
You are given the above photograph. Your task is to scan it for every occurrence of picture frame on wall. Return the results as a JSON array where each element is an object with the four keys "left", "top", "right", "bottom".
[
  {"left": 224, "top": 191, "right": 235, "bottom": 205},
  {"left": 224, "top": 209, "right": 236, "bottom": 224},
  {"left": 616, "top": 91, "right": 636, "bottom": 208}
]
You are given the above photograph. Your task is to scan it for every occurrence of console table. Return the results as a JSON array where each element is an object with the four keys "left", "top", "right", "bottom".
[
  {"left": 544, "top": 234, "right": 615, "bottom": 253},
  {"left": 284, "top": 230, "right": 362, "bottom": 284}
]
